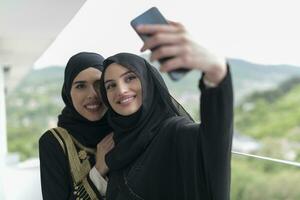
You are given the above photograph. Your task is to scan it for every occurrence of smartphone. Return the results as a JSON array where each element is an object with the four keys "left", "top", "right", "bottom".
[{"left": 131, "top": 7, "right": 189, "bottom": 81}]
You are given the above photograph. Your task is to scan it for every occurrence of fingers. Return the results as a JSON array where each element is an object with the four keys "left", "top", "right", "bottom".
[
  {"left": 95, "top": 133, "right": 114, "bottom": 175},
  {"left": 150, "top": 43, "right": 191, "bottom": 62},
  {"left": 160, "top": 56, "right": 191, "bottom": 72},
  {"left": 141, "top": 32, "right": 187, "bottom": 52},
  {"left": 100, "top": 132, "right": 113, "bottom": 143},
  {"left": 97, "top": 132, "right": 114, "bottom": 150},
  {"left": 167, "top": 20, "right": 182, "bottom": 26},
  {"left": 100, "top": 132, "right": 112, "bottom": 142},
  {"left": 137, "top": 22, "right": 186, "bottom": 52},
  {"left": 107, "top": 139, "right": 115, "bottom": 151},
  {"left": 149, "top": 40, "right": 194, "bottom": 73},
  {"left": 105, "top": 135, "right": 114, "bottom": 148},
  {"left": 136, "top": 23, "right": 182, "bottom": 35}
]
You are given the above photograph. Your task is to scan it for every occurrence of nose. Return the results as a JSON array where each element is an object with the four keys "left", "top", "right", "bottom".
[
  {"left": 116, "top": 83, "right": 128, "bottom": 95},
  {"left": 87, "top": 85, "right": 98, "bottom": 99}
]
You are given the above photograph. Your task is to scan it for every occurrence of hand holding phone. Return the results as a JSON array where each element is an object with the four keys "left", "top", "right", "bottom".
[{"left": 131, "top": 7, "right": 190, "bottom": 81}]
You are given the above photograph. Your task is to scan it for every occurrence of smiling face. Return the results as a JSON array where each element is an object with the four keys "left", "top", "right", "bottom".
[
  {"left": 70, "top": 67, "right": 106, "bottom": 121},
  {"left": 104, "top": 63, "right": 142, "bottom": 116}
]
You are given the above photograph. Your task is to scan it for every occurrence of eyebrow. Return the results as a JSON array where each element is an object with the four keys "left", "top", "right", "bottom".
[
  {"left": 73, "top": 80, "right": 86, "bottom": 85},
  {"left": 104, "top": 70, "right": 133, "bottom": 84}
]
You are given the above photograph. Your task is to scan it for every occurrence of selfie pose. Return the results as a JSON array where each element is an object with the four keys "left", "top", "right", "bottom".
[
  {"left": 39, "top": 52, "right": 114, "bottom": 200},
  {"left": 100, "top": 48, "right": 233, "bottom": 200}
]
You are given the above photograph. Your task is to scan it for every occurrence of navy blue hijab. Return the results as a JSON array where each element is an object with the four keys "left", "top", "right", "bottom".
[
  {"left": 58, "top": 52, "right": 112, "bottom": 148},
  {"left": 99, "top": 53, "right": 193, "bottom": 170}
]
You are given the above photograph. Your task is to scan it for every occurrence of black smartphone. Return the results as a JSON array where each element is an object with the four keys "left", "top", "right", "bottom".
[{"left": 131, "top": 7, "right": 189, "bottom": 81}]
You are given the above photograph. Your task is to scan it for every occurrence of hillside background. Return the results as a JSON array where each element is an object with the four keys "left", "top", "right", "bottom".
[{"left": 6, "top": 58, "right": 300, "bottom": 199}]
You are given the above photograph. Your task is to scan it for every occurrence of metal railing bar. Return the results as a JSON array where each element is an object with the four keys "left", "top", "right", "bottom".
[{"left": 232, "top": 151, "right": 300, "bottom": 168}]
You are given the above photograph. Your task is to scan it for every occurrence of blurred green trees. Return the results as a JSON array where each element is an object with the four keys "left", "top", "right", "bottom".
[{"left": 6, "top": 66, "right": 300, "bottom": 199}]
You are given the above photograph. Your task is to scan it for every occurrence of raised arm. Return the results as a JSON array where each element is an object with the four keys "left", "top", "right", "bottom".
[
  {"left": 199, "top": 68, "right": 233, "bottom": 200},
  {"left": 137, "top": 21, "right": 233, "bottom": 200}
]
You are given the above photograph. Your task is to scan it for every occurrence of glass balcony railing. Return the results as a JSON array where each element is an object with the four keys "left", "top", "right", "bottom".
[{"left": 231, "top": 151, "right": 300, "bottom": 200}]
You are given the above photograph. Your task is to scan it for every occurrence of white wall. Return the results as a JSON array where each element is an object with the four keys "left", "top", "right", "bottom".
[{"left": 3, "top": 159, "right": 42, "bottom": 200}]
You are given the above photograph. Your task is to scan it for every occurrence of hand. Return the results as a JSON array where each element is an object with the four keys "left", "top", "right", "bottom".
[
  {"left": 136, "top": 21, "right": 227, "bottom": 85},
  {"left": 95, "top": 132, "right": 114, "bottom": 176}
]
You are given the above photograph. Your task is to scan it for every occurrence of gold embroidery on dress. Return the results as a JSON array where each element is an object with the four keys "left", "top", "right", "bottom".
[
  {"left": 78, "top": 150, "right": 88, "bottom": 160},
  {"left": 50, "top": 127, "right": 100, "bottom": 200}
]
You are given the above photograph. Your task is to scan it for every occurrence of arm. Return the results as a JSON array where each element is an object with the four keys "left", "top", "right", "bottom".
[
  {"left": 39, "top": 131, "right": 108, "bottom": 200},
  {"left": 89, "top": 166, "right": 108, "bottom": 196},
  {"left": 168, "top": 71, "right": 233, "bottom": 200},
  {"left": 90, "top": 132, "right": 114, "bottom": 197},
  {"left": 137, "top": 21, "right": 233, "bottom": 199},
  {"left": 199, "top": 68, "right": 233, "bottom": 200},
  {"left": 136, "top": 21, "right": 227, "bottom": 85},
  {"left": 39, "top": 131, "right": 74, "bottom": 200}
]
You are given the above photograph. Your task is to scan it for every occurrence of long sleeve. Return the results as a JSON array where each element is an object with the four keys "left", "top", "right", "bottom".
[
  {"left": 172, "top": 66, "right": 233, "bottom": 200},
  {"left": 198, "top": 66, "right": 234, "bottom": 200},
  {"left": 89, "top": 166, "right": 108, "bottom": 196},
  {"left": 39, "top": 131, "right": 74, "bottom": 200},
  {"left": 39, "top": 131, "right": 105, "bottom": 200}
]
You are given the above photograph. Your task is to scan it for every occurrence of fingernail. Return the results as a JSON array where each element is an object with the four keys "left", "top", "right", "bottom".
[
  {"left": 136, "top": 25, "right": 143, "bottom": 30},
  {"left": 140, "top": 45, "right": 146, "bottom": 52}
]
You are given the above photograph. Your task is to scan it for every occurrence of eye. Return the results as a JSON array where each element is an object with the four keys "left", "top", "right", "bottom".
[
  {"left": 75, "top": 83, "right": 86, "bottom": 89},
  {"left": 105, "top": 83, "right": 116, "bottom": 90},
  {"left": 125, "top": 74, "right": 137, "bottom": 83}
]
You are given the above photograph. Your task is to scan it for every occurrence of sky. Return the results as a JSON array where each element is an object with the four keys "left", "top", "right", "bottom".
[{"left": 34, "top": 0, "right": 300, "bottom": 69}]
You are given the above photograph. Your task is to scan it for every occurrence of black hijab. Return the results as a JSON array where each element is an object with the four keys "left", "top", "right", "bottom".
[
  {"left": 58, "top": 52, "right": 112, "bottom": 148},
  {"left": 100, "top": 53, "right": 192, "bottom": 170}
]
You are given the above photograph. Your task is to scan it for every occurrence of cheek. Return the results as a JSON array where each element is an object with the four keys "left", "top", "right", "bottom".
[
  {"left": 137, "top": 82, "right": 143, "bottom": 101},
  {"left": 70, "top": 91, "right": 83, "bottom": 110},
  {"left": 138, "top": 91, "right": 143, "bottom": 105},
  {"left": 107, "top": 92, "right": 114, "bottom": 106},
  {"left": 136, "top": 84, "right": 143, "bottom": 105}
]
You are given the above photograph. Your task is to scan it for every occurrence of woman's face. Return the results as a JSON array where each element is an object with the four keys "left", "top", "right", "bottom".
[
  {"left": 70, "top": 67, "right": 106, "bottom": 121},
  {"left": 104, "top": 63, "right": 142, "bottom": 116}
]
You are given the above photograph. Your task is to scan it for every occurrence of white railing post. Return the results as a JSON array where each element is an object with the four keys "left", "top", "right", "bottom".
[
  {"left": 0, "top": 65, "right": 7, "bottom": 199},
  {"left": 0, "top": 65, "right": 7, "bottom": 157}
]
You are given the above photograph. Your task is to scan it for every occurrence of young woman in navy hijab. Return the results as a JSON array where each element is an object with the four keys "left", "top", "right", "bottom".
[
  {"left": 39, "top": 52, "right": 114, "bottom": 199},
  {"left": 99, "top": 51, "right": 233, "bottom": 200}
]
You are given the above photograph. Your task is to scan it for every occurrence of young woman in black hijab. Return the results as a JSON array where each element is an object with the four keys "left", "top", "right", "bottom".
[
  {"left": 99, "top": 51, "right": 233, "bottom": 200},
  {"left": 39, "top": 52, "right": 114, "bottom": 200}
]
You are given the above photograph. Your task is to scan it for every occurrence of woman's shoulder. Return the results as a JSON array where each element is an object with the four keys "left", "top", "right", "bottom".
[
  {"left": 157, "top": 117, "right": 201, "bottom": 152},
  {"left": 161, "top": 116, "right": 198, "bottom": 133},
  {"left": 39, "top": 129, "right": 68, "bottom": 169},
  {"left": 39, "top": 128, "right": 63, "bottom": 151},
  {"left": 39, "top": 129, "right": 54, "bottom": 142},
  {"left": 154, "top": 117, "right": 199, "bottom": 144}
]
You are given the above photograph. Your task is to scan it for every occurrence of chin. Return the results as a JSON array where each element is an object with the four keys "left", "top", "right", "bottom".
[
  {"left": 86, "top": 112, "right": 105, "bottom": 121},
  {"left": 118, "top": 108, "right": 139, "bottom": 116}
]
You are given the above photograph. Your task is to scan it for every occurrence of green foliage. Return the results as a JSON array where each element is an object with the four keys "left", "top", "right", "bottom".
[
  {"left": 231, "top": 156, "right": 300, "bottom": 200},
  {"left": 6, "top": 67, "right": 64, "bottom": 160},
  {"left": 6, "top": 62, "right": 300, "bottom": 199},
  {"left": 231, "top": 76, "right": 300, "bottom": 199},
  {"left": 235, "top": 77, "right": 300, "bottom": 166},
  {"left": 236, "top": 81, "right": 300, "bottom": 140}
]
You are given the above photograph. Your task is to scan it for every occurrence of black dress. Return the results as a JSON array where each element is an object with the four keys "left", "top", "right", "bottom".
[
  {"left": 39, "top": 52, "right": 112, "bottom": 200},
  {"left": 39, "top": 128, "right": 103, "bottom": 200},
  {"left": 99, "top": 53, "right": 233, "bottom": 200}
]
